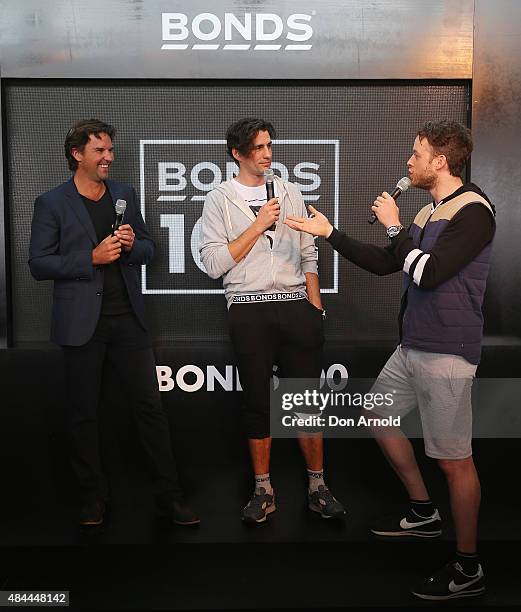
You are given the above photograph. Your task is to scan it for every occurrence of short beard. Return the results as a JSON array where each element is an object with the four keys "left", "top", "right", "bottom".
[{"left": 413, "top": 171, "right": 437, "bottom": 191}]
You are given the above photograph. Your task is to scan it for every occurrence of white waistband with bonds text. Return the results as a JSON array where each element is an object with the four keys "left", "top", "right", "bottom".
[{"left": 232, "top": 292, "right": 307, "bottom": 304}]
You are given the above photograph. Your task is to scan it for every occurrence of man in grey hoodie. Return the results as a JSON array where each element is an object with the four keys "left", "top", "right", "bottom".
[{"left": 199, "top": 118, "right": 345, "bottom": 523}]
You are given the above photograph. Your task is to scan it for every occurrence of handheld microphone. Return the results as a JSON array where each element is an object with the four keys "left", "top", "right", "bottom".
[
  {"left": 264, "top": 168, "right": 276, "bottom": 231},
  {"left": 113, "top": 199, "right": 127, "bottom": 234},
  {"left": 368, "top": 177, "right": 411, "bottom": 224}
]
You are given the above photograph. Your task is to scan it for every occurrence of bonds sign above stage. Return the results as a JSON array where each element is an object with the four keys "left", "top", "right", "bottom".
[{"left": 0, "top": 0, "right": 473, "bottom": 79}]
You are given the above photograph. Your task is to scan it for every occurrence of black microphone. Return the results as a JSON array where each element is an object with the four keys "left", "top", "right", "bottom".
[
  {"left": 368, "top": 177, "right": 411, "bottom": 224},
  {"left": 113, "top": 199, "right": 127, "bottom": 234},
  {"left": 264, "top": 168, "right": 276, "bottom": 231}
]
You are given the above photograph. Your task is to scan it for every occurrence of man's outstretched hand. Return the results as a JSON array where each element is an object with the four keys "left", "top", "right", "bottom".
[{"left": 284, "top": 205, "right": 334, "bottom": 238}]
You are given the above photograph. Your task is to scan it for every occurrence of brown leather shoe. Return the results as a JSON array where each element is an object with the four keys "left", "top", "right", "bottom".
[
  {"left": 158, "top": 499, "right": 200, "bottom": 526},
  {"left": 79, "top": 500, "right": 106, "bottom": 526}
]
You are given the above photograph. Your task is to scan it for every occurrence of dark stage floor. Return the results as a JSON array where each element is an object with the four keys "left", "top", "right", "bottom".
[
  {"left": 1, "top": 541, "right": 520, "bottom": 611},
  {"left": 1, "top": 346, "right": 520, "bottom": 609},
  {"left": 1, "top": 439, "right": 520, "bottom": 610}
]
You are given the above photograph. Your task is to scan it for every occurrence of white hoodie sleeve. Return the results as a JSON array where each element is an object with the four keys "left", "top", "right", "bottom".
[
  {"left": 199, "top": 190, "right": 238, "bottom": 279},
  {"left": 293, "top": 187, "right": 318, "bottom": 275}
]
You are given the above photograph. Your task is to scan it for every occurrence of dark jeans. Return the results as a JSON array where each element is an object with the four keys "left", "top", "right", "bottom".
[
  {"left": 62, "top": 313, "right": 182, "bottom": 504},
  {"left": 228, "top": 299, "right": 325, "bottom": 439}
]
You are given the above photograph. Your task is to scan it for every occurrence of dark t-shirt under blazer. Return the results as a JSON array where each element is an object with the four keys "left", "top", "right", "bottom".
[
  {"left": 29, "top": 178, "right": 155, "bottom": 346},
  {"left": 79, "top": 188, "right": 132, "bottom": 316}
]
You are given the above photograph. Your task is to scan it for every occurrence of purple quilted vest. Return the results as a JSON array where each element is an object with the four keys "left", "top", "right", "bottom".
[{"left": 402, "top": 192, "right": 494, "bottom": 364}]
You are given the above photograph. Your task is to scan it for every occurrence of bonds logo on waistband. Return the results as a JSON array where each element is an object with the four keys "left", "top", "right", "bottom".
[
  {"left": 139, "top": 139, "right": 339, "bottom": 296},
  {"left": 161, "top": 12, "right": 315, "bottom": 52},
  {"left": 232, "top": 292, "right": 307, "bottom": 304}
]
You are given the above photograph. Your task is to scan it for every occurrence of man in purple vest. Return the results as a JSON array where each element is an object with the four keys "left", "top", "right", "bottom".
[{"left": 285, "top": 121, "right": 495, "bottom": 601}]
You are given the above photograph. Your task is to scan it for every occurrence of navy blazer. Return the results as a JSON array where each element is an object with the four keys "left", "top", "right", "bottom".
[{"left": 29, "top": 178, "right": 154, "bottom": 346}]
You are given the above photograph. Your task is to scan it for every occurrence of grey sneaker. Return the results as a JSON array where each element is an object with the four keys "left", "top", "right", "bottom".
[
  {"left": 241, "top": 487, "right": 276, "bottom": 524},
  {"left": 308, "top": 485, "right": 346, "bottom": 519}
]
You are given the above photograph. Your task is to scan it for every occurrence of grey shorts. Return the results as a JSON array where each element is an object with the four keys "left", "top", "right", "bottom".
[{"left": 370, "top": 345, "right": 477, "bottom": 459}]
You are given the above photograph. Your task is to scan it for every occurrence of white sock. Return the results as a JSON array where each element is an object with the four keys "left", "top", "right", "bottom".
[
  {"left": 307, "top": 468, "right": 325, "bottom": 493},
  {"left": 254, "top": 473, "right": 273, "bottom": 495}
]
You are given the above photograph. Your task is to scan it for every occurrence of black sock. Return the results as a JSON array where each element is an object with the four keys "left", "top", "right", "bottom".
[
  {"left": 410, "top": 499, "right": 435, "bottom": 518},
  {"left": 456, "top": 551, "right": 480, "bottom": 575}
]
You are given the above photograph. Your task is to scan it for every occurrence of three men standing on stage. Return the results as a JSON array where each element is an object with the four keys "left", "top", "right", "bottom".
[{"left": 28, "top": 116, "right": 495, "bottom": 600}]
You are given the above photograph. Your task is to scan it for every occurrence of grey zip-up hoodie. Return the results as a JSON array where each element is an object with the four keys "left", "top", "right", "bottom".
[{"left": 199, "top": 176, "right": 318, "bottom": 308}]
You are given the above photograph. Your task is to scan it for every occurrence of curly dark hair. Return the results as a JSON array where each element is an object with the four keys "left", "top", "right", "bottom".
[
  {"left": 64, "top": 119, "right": 116, "bottom": 171},
  {"left": 417, "top": 121, "right": 473, "bottom": 177},
  {"left": 226, "top": 118, "right": 276, "bottom": 162}
]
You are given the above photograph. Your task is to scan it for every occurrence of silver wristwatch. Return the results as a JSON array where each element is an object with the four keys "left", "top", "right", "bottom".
[{"left": 386, "top": 224, "right": 404, "bottom": 239}]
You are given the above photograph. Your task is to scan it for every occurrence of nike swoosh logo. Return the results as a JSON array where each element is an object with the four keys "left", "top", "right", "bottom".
[
  {"left": 448, "top": 569, "right": 483, "bottom": 593},
  {"left": 400, "top": 509, "right": 440, "bottom": 529}
]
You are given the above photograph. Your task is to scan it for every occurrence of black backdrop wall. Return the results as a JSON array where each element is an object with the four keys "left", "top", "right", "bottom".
[{"left": 4, "top": 80, "right": 468, "bottom": 345}]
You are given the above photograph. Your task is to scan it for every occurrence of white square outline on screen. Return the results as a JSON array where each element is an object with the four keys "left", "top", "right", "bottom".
[{"left": 139, "top": 139, "right": 339, "bottom": 295}]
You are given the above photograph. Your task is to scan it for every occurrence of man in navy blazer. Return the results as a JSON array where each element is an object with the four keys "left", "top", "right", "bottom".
[{"left": 29, "top": 119, "right": 199, "bottom": 528}]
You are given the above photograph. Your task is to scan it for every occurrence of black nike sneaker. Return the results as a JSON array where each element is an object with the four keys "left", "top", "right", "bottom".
[
  {"left": 370, "top": 507, "right": 442, "bottom": 538},
  {"left": 412, "top": 560, "right": 485, "bottom": 600}
]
